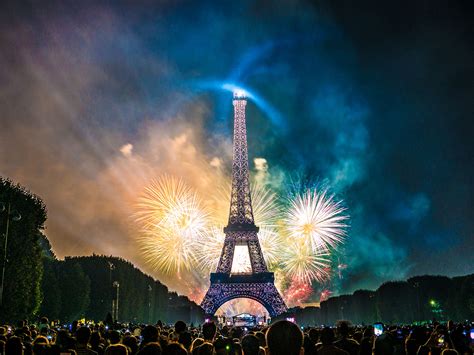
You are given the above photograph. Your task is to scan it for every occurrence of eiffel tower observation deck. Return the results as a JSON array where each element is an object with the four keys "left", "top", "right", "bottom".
[{"left": 200, "top": 91, "right": 287, "bottom": 317}]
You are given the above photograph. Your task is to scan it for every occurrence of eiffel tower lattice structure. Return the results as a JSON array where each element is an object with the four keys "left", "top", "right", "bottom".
[{"left": 200, "top": 91, "right": 287, "bottom": 317}]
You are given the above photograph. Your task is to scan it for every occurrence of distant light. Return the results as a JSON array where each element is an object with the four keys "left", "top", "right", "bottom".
[
  {"left": 233, "top": 89, "right": 247, "bottom": 99},
  {"left": 429, "top": 299, "right": 437, "bottom": 306},
  {"left": 286, "top": 317, "right": 295, "bottom": 323}
]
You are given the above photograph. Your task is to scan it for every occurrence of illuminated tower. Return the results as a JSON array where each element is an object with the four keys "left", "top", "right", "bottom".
[{"left": 200, "top": 91, "right": 287, "bottom": 317}]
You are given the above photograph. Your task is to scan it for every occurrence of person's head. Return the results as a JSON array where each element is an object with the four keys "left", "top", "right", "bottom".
[
  {"left": 190, "top": 338, "right": 204, "bottom": 353},
  {"left": 6, "top": 336, "right": 24, "bottom": 355},
  {"left": 106, "top": 343, "right": 129, "bottom": 355},
  {"left": 122, "top": 335, "right": 138, "bottom": 354},
  {"left": 214, "top": 338, "right": 238, "bottom": 355},
  {"left": 109, "top": 330, "right": 122, "bottom": 345},
  {"left": 308, "top": 328, "right": 318, "bottom": 344},
  {"left": 32, "top": 342, "right": 49, "bottom": 355},
  {"left": 90, "top": 331, "right": 102, "bottom": 348},
  {"left": 192, "top": 342, "right": 213, "bottom": 355},
  {"left": 319, "top": 327, "right": 335, "bottom": 345},
  {"left": 363, "top": 327, "right": 373, "bottom": 338},
  {"left": 405, "top": 339, "right": 418, "bottom": 355},
  {"left": 33, "top": 336, "right": 49, "bottom": 345},
  {"left": 174, "top": 321, "right": 187, "bottom": 335},
  {"left": 40, "top": 317, "right": 49, "bottom": 325},
  {"left": 441, "top": 350, "right": 458, "bottom": 355},
  {"left": 242, "top": 334, "right": 260, "bottom": 355},
  {"left": 202, "top": 322, "right": 217, "bottom": 342},
  {"left": 142, "top": 325, "right": 159, "bottom": 344},
  {"left": 303, "top": 334, "right": 317, "bottom": 354},
  {"left": 178, "top": 331, "right": 192, "bottom": 350},
  {"left": 76, "top": 326, "right": 92, "bottom": 345},
  {"left": 254, "top": 332, "right": 266, "bottom": 348},
  {"left": 265, "top": 321, "right": 303, "bottom": 355},
  {"left": 137, "top": 342, "right": 162, "bottom": 355},
  {"left": 164, "top": 342, "right": 187, "bottom": 355},
  {"left": 336, "top": 321, "right": 350, "bottom": 338}
]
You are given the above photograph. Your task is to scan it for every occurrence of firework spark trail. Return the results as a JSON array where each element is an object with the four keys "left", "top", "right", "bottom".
[
  {"left": 284, "top": 188, "right": 348, "bottom": 252},
  {"left": 134, "top": 175, "right": 211, "bottom": 275}
]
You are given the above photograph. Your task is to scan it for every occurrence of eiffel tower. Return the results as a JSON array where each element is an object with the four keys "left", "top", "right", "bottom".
[{"left": 201, "top": 91, "right": 287, "bottom": 317}]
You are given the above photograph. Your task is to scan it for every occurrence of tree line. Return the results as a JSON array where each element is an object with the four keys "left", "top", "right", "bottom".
[
  {"left": 40, "top": 253, "right": 205, "bottom": 324},
  {"left": 284, "top": 273, "right": 474, "bottom": 325}
]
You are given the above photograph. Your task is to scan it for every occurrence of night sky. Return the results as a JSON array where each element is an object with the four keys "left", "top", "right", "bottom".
[{"left": 0, "top": 0, "right": 473, "bottom": 296}]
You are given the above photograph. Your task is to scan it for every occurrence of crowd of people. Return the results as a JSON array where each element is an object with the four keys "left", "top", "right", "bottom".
[{"left": 0, "top": 317, "right": 472, "bottom": 355}]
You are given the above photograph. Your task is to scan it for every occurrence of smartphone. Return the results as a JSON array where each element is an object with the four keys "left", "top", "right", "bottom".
[
  {"left": 470, "top": 327, "right": 474, "bottom": 340},
  {"left": 374, "top": 323, "right": 384, "bottom": 336},
  {"left": 438, "top": 335, "right": 444, "bottom": 345}
]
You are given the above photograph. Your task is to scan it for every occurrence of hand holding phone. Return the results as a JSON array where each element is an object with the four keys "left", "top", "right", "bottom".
[{"left": 374, "top": 323, "right": 384, "bottom": 336}]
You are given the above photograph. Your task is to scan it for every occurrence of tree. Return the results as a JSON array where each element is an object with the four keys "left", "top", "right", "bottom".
[
  {"left": 351, "top": 290, "right": 376, "bottom": 324},
  {"left": 407, "top": 275, "right": 452, "bottom": 321},
  {"left": 57, "top": 259, "right": 91, "bottom": 321},
  {"left": 0, "top": 178, "right": 46, "bottom": 323},
  {"left": 39, "top": 258, "right": 61, "bottom": 320},
  {"left": 376, "top": 281, "right": 416, "bottom": 324}
]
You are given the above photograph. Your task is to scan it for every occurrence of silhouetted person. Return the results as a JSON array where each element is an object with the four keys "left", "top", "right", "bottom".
[
  {"left": 90, "top": 332, "right": 105, "bottom": 355},
  {"left": 202, "top": 322, "right": 217, "bottom": 343},
  {"left": 373, "top": 331, "right": 396, "bottom": 355},
  {"left": 105, "top": 344, "right": 128, "bottom": 355},
  {"left": 109, "top": 331, "right": 122, "bottom": 345},
  {"left": 317, "top": 327, "right": 348, "bottom": 355},
  {"left": 163, "top": 342, "right": 187, "bottom": 355},
  {"left": 359, "top": 327, "right": 373, "bottom": 355},
  {"left": 6, "top": 336, "right": 24, "bottom": 355},
  {"left": 122, "top": 335, "right": 139, "bottom": 355},
  {"left": 334, "top": 321, "right": 359, "bottom": 355},
  {"left": 214, "top": 338, "right": 239, "bottom": 355},
  {"left": 76, "top": 326, "right": 98, "bottom": 355},
  {"left": 309, "top": 328, "right": 319, "bottom": 344},
  {"left": 242, "top": 334, "right": 260, "bottom": 355},
  {"left": 266, "top": 320, "right": 304, "bottom": 355},
  {"left": 304, "top": 334, "right": 318, "bottom": 355},
  {"left": 137, "top": 342, "right": 162, "bottom": 355},
  {"left": 190, "top": 338, "right": 204, "bottom": 353},
  {"left": 178, "top": 331, "right": 192, "bottom": 351},
  {"left": 173, "top": 321, "right": 187, "bottom": 340},
  {"left": 192, "top": 342, "right": 213, "bottom": 355},
  {"left": 141, "top": 326, "right": 159, "bottom": 349}
]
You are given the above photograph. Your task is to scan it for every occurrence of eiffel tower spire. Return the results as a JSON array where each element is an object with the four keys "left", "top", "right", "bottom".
[{"left": 227, "top": 91, "right": 256, "bottom": 230}]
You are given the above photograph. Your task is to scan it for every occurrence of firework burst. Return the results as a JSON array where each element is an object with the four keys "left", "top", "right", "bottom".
[
  {"left": 135, "top": 176, "right": 210, "bottom": 275},
  {"left": 281, "top": 240, "right": 331, "bottom": 283},
  {"left": 284, "top": 188, "right": 348, "bottom": 252}
]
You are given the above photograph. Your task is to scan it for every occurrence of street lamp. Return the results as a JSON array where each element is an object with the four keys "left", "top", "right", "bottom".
[
  {"left": 108, "top": 262, "right": 115, "bottom": 318},
  {"left": 0, "top": 202, "right": 21, "bottom": 307},
  {"left": 113, "top": 281, "right": 120, "bottom": 322},
  {"left": 148, "top": 285, "right": 152, "bottom": 323}
]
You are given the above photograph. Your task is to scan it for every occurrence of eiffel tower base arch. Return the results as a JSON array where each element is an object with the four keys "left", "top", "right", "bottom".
[{"left": 201, "top": 273, "right": 287, "bottom": 317}]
